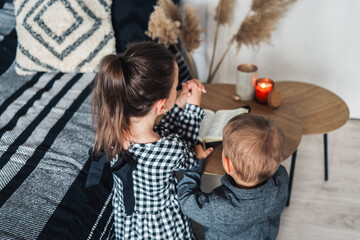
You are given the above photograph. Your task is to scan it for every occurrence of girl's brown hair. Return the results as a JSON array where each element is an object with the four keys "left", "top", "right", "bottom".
[
  {"left": 223, "top": 113, "right": 285, "bottom": 183},
  {"left": 91, "top": 41, "right": 176, "bottom": 159}
]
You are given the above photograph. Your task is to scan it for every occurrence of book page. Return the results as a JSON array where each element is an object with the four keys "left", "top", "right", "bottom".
[
  {"left": 204, "top": 107, "right": 249, "bottom": 142},
  {"left": 198, "top": 109, "right": 215, "bottom": 142}
]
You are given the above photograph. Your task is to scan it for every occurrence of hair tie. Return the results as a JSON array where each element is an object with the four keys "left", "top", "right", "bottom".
[
  {"left": 117, "top": 55, "right": 128, "bottom": 80},
  {"left": 118, "top": 54, "right": 126, "bottom": 65}
]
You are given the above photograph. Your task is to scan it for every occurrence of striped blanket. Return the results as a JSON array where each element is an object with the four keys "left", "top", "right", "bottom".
[{"left": 0, "top": 1, "right": 114, "bottom": 239}]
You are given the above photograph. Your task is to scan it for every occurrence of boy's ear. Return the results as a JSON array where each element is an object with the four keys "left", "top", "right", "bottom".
[
  {"left": 154, "top": 98, "right": 167, "bottom": 114},
  {"left": 222, "top": 152, "right": 234, "bottom": 174}
]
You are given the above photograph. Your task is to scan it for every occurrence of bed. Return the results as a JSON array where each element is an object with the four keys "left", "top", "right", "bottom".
[
  {"left": 0, "top": 1, "right": 115, "bottom": 239},
  {"left": 0, "top": 0, "right": 192, "bottom": 239}
]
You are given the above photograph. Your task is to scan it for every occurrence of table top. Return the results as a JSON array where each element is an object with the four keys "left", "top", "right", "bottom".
[
  {"left": 276, "top": 81, "right": 350, "bottom": 134},
  {"left": 201, "top": 83, "right": 303, "bottom": 175}
]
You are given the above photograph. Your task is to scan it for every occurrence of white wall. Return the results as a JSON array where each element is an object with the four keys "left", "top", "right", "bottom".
[{"left": 189, "top": 0, "right": 360, "bottom": 119}]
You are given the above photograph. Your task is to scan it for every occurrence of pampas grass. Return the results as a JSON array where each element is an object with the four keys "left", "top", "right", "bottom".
[
  {"left": 214, "top": 0, "right": 235, "bottom": 25},
  {"left": 207, "top": 0, "right": 296, "bottom": 83},
  {"left": 181, "top": 4, "right": 202, "bottom": 53},
  {"left": 208, "top": 0, "right": 235, "bottom": 85},
  {"left": 234, "top": 0, "right": 296, "bottom": 49},
  {"left": 145, "top": 5, "right": 180, "bottom": 47},
  {"left": 158, "top": 0, "right": 182, "bottom": 24},
  {"left": 148, "top": 0, "right": 202, "bottom": 51},
  {"left": 146, "top": 0, "right": 202, "bottom": 78}
]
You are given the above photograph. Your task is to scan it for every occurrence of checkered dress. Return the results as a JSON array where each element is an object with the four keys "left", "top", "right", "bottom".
[{"left": 112, "top": 104, "right": 204, "bottom": 239}]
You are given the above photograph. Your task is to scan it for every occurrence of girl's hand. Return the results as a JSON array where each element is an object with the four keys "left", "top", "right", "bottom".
[
  {"left": 186, "top": 79, "right": 205, "bottom": 106},
  {"left": 180, "top": 79, "right": 206, "bottom": 106},
  {"left": 184, "top": 79, "right": 206, "bottom": 94},
  {"left": 175, "top": 82, "right": 192, "bottom": 108},
  {"left": 195, "top": 144, "right": 213, "bottom": 160}
]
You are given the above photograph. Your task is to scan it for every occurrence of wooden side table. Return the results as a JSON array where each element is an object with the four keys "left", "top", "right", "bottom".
[
  {"left": 276, "top": 81, "right": 350, "bottom": 181},
  {"left": 201, "top": 84, "right": 303, "bottom": 175}
]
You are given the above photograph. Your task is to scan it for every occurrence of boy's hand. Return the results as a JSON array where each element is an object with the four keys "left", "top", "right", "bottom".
[
  {"left": 195, "top": 144, "right": 213, "bottom": 160},
  {"left": 176, "top": 79, "right": 206, "bottom": 108}
]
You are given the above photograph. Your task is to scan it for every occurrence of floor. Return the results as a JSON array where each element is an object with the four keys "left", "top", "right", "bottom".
[{"left": 195, "top": 119, "right": 360, "bottom": 240}]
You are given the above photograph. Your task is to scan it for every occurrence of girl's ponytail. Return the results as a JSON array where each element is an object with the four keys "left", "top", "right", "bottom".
[
  {"left": 91, "top": 42, "right": 176, "bottom": 160},
  {"left": 92, "top": 54, "right": 130, "bottom": 159}
]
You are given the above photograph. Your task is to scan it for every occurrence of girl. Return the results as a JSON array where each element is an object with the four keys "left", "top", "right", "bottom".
[{"left": 90, "top": 41, "right": 206, "bottom": 239}]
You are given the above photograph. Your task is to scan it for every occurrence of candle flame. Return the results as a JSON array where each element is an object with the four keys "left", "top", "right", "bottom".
[{"left": 261, "top": 83, "right": 266, "bottom": 88}]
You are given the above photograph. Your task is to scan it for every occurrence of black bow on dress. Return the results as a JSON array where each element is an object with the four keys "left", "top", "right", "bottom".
[{"left": 85, "top": 148, "right": 137, "bottom": 215}]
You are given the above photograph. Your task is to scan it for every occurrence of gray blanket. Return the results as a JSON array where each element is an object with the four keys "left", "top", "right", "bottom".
[{"left": 0, "top": 1, "right": 114, "bottom": 239}]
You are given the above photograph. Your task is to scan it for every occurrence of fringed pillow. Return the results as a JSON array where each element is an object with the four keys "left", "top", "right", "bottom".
[{"left": 14, "top": 0, "right": 116, "bottom": 75}]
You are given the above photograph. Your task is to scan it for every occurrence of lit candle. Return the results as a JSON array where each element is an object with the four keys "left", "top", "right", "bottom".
[{"left": 255, "top": 78, "right": 274, "bottom": 103}]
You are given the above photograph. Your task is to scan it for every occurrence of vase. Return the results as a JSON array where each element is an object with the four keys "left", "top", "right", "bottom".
[{"left": 236, "top": 64, "right": 258, "bottom": 101}]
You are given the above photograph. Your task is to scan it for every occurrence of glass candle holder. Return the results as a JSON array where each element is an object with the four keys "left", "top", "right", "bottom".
[
  {"left": 255, "top": 78, "right": 274, "bottom": 103},
  {"left": 236, "top": 64, "right": 258, "bottom": 101}
]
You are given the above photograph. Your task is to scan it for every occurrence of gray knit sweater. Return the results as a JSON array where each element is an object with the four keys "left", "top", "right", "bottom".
[{"left": 178, "top": 160, "right": 289, "bottom": 240}]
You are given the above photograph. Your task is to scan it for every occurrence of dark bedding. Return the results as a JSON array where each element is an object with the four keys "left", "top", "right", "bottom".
[{"left": 0, "top": 1, "right": 114, "bottom": 239}]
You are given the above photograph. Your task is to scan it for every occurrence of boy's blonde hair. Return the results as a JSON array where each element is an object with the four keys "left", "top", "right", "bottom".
[{"left": 223, "top": 113, "right": 285, "bottom": 183}]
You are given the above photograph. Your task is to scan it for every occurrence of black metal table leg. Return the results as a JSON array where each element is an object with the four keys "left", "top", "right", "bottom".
[
  {"left": 324, "top": 133, "right": 328, "bottom": 181},
  {"left": 286, "top": 150, "right": 297, "bottom": 207}
]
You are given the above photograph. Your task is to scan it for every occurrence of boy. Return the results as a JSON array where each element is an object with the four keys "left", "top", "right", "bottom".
[{"left": 178, "top": 113, "right": 289, "bottom": 240}]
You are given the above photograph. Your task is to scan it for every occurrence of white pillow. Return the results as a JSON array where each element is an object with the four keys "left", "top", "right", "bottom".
[{"left": 14, "top": 0, "right": 116, "bottom": 75}]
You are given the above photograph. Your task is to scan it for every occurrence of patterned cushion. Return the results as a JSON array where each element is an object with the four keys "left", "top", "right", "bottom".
[{"left": 14, "top": 0, "right": 116, "bottom": 75}]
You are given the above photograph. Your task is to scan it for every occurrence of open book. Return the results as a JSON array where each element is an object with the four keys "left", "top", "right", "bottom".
[{"left": 198, "top": 106, "right": 250, "bottom": 148}]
